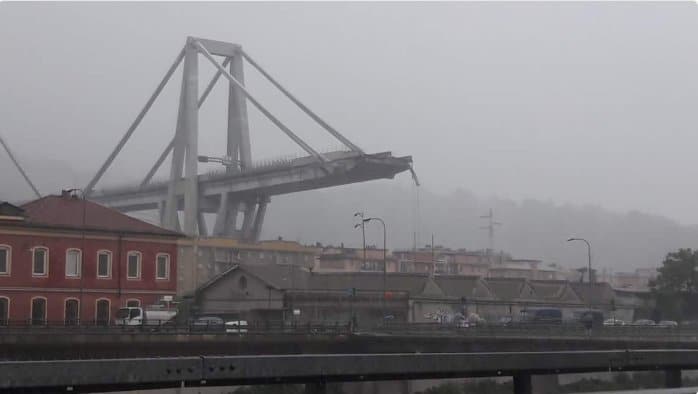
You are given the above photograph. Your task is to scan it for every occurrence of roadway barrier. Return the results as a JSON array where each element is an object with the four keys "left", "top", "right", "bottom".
[
  {"left": 1, "top": 320, "right": 697, "bottom": 342},
  {"left": 2, "top": 350, "right": 698, "bottom": 393}
]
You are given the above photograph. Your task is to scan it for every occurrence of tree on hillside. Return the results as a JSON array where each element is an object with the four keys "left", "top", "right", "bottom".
[
  {"left": 649, "top": 248, "right": 698, "bottom": 321},
  {"left": 652, "top": 248, "right": 698, "bottom": 294}
]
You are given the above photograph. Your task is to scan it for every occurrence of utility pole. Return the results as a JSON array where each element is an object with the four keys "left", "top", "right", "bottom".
[
  {"left": 431, "top": 234, "right": 435, "bottom": 277},
  {"left": 480, "top": 208, "right": 502, "bottom": 258},
  {"left": 354, "top": 212, "right": 366, "bottom": 268}
]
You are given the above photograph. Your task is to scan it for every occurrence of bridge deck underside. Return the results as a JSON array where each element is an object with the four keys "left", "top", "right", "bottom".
[{"left": 91, "top": 153, "right": 412, "bottom": 212}]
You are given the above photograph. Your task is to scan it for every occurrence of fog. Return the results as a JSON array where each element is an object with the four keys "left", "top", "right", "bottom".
[{"left": 1, "top": 2, "right": 698, "bottom": 270}]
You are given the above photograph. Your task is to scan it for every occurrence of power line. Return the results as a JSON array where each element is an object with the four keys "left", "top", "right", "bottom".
[{"left": 480, "top": 208, "right": 502, "bottom": 253}]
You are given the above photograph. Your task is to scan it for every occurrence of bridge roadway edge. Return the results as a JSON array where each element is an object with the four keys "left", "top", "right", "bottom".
[
  {"left": 1, "top": 350, "right": 698, "bottom": 393},
  {"left": 2, "top": 331, "right": 698, "bottom": 360}
]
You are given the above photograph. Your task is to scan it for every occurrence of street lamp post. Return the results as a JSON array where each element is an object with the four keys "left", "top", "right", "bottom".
[
  {"left": 353, "top": 212, "right": 366, "bottom": 268},
  {"left": 568, "top": 237, "right": 592, "bottom": 313},
  {"left": 352, "top": 212, "right": 367, "bottom": 328},
  {"left": 363, "top": 217, "right": 387, "bottom": 323},
  {"left": 197, "top": 155, "right": 242, "bottom": 171}
]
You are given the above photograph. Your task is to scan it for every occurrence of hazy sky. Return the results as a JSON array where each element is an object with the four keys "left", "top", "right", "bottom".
[{"left": 1, "top": 2, "right": 698, "bottom": 223}]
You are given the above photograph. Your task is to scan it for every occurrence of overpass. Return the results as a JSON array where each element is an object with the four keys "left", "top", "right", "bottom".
[
  {"left": 3, "top": 325, "right": 698, "bottom": 393},
  {"left": 3, "top": 323, "right": 698, "bottom": 359},
  {"left": 1, "top": 350, "right": 696, "bottom": 394}
]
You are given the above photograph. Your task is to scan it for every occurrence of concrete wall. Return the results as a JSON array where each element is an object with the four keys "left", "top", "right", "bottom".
[{"left": 196, "top": 269, "right": 284, "bottom": 320}]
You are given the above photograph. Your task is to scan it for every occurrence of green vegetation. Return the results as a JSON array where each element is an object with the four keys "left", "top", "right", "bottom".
[{"left": 650, "top": 248, "right": 698, "bottom": 321}]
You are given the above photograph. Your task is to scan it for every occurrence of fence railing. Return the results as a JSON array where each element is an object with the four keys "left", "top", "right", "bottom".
[
  {"left": 1, "top": 319, "right": 698, "bottom": 340},
  {"left": 375, "top": 321, "right": 698, "bottom": 340},
  {"left": 0, "top": 319, "right": 353, "bottom": 335}
]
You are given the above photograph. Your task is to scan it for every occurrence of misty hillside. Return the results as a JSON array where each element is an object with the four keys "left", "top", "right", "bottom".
[
  {"left": 3, "top": 158, "right": 695, "bottom": 272},
  {"left": 263, "top": 180, "right": 697, "bottom": 272}
]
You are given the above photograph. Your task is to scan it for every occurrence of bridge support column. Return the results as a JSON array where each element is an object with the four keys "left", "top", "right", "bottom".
[
  {"left": 305, "top": 382, "right": 327, "bottom": 394},
  {"left": 251, "top": 196, "right": 269, "bottom": 242},
  {"left": 513, "top": 373, "right": 532, "bottom": 394},
  {"left": 240, "top": 199, "right": 256, "bottom": 240},
  {"left": 665, "top": 368, "right": 682, "bottom": 388}
]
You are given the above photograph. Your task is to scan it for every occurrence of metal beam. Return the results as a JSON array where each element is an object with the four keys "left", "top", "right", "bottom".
[
  {"left": 228, "top": 53, "right": 251, "bottom": 169},
  {"left": 242, "top": 50, "right": 363, "bottom": 154},
  {"left": 182, "top": 43, "right": 200, "bottom": 235},
  {"left": 193, "top": 40, "right": 327, "bottom": 163},
  {"left": 0, "top": 134, "right": 41, "bottom": 198},
  {"left": 85, "top": 47, "right": 185, "bottom": 196},
  {"left": 251, "top": 196, "right": 269, "bottom": 241},
  {"left": 190, "top": 37, "right": 241, "bottom": 57},
  {"left": 4, "top": 350, "right": 698, "bottom": 391},
  {"left": 140, "top": 57, "right": 232, "bottom": 188}
]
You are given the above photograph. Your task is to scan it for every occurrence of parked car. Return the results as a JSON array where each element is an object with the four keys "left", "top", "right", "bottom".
[
  {"left": 603, "top": 318, "right": 625, "bottom": 326},
  {"left": 632, "top": 319, "right": 656, "bottom": 326},
  {"left": 577, "top": 310, "right": 605, "bottom": 329},
  {"left": 521, "top": 308, "right": 562, "bottom": 324},
  {"left": 225, "top": 320, "right": 248, "bottom": 334},
  {"left": 658, "top": 320, "right": 678, "bottom": 328},
  {"left": 191, "top": 316, "right": 225, "bottom": 332}
]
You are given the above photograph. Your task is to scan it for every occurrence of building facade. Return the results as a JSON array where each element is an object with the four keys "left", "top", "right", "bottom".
[
  {"left": 315, "top": 247, "right": 397, "bottom": 273},
  {"left": 190, "top": 263, "right": 639, "bottom": 327},
  {"left": 177, "top": 237, "right": 319, "bottom": 296},
  {"left": 0, "top": 194, "right": 180, "bottom": 325},
  {"left": 392, "top": 247, "right": 491, "bottom": 276}
]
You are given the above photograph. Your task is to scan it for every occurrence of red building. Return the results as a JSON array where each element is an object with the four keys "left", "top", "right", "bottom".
[{"left": 0, "top": 192, "right": 182, "bottom": 325}]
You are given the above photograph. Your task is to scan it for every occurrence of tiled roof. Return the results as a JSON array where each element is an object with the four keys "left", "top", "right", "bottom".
[
  {"left": 529, "top": 281, "right": 566, "bottom": 299},
  {"left": 0, "top": 202, "right": 25, "bottom": 217},
  {"left": 485, "top": 278, "right": 528, "bottom": 300},
  {"left": 308, "top": 272, "right": 429, "bottom": 295},
  {"left": 18, "top": 195, "right": 181, "bottom": 237},
  {"left": 570, "top": 282, "right": 616, "bottom": 305},
  {"left": 435, "top": 276, "right": 494, "bottom": 299}
]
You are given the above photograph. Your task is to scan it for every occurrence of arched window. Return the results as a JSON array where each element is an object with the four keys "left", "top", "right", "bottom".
[
  {"left": 64, "top": 299, "right": 79, "bottom": 326},
  {"left": 31, "top": 297, "right": 47, "bottom": 325},
  {"left": 126, "top": 299, "right": 140, "bottom": 308},
  {"left": 96, "top": 250, "right": 112, "bottom": 278},
  {"left": 127, "top": 251, "right": 141, "bottom": 279},
  {"left": 65, "top": 249, "right": 82, "bottom": 278},
  {"left": 238, "top": 275, "right": 248, "bottom": 290},
  {"left": 0, "top": 245, "right": 11, "bottom": 276},
  {"left": 0, "top": 297, "right": 9, "bottom": 325},
  {"left": 32, "top": 247, "right": 48, "bottom": 277},
  {"left": 95, "top": 299, "right": 110, "bottom": 326},
  {"left": 156, "top": 253, "right": 170, "bottom": 280}
]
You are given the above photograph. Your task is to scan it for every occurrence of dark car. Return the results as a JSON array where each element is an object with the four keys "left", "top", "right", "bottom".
[
  {"left": 577, "top": 310, "right": 604, "bottom": 329},
  {"left": 521, "top": 308, "right": 562, "bottom": 324}
]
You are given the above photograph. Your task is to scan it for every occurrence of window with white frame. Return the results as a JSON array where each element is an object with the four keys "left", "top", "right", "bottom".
[
  {"left": 32, "top": 247, "right": 48, "bottom": 276},
  {"left": 0, "top": 246, "right": 10, "bottom": 275},
  {"left": 65, "top": 249, "right": 81, "bottom": 277},
  {"left": 156, "top": 254, "right": 170, "bottom": 280},
  {"left": 97, "top": 251, "right": 111, "bottom": 278},
  {"left": 127, "top": 252, "right": 141, "bottom": 279}
]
